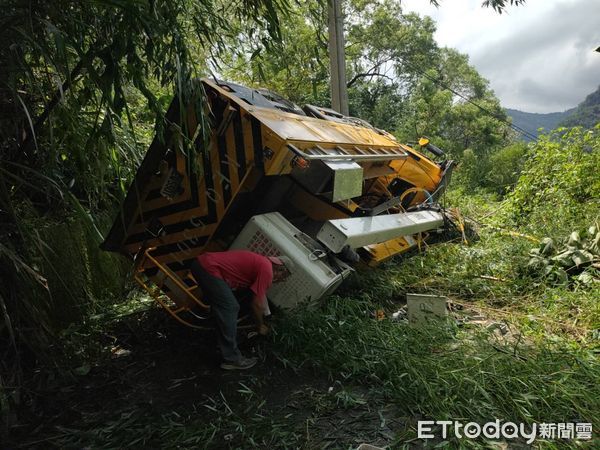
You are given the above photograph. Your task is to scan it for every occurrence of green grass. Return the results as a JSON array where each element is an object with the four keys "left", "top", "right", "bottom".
[
  {"left": 270, "top": 247, "right": 599, "bottom": 448},
  {"left": 265, "top": 184, "right": 600, "bottom": 448},
  {"left": 47, "top": 254, "right": 598, "bottom": 449},
  {"left": 19, "top": 188, "right": 600, "bottom": 449},
  {"left": 274, "top": 293, "right": 599, "bottom": 428},
  {"left": 49, "top": 395, "right": 306, "bottom": 449},
  {"left": 267, "top": 185, "right": 599, "bottom": 447}
]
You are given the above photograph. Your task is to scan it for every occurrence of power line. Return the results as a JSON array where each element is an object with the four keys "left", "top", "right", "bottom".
[{"left": 400, "top": 59, "right": 539, "bottom": 142}]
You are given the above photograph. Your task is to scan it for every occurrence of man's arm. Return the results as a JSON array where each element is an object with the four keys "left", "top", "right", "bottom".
[{"left": 251, "top": 295, "right": 269, "bottom": 335}]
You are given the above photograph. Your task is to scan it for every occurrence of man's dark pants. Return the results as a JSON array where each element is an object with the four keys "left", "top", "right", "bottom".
[{"left": 190, "top": 260, "right": 242, "bottom": 363}]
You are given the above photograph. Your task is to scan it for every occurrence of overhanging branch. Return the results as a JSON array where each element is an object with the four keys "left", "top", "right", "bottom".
[{"left": 347, "top": 72, "right": 394, "bottom": 88}]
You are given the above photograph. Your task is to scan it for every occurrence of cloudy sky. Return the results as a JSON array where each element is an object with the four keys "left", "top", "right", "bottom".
[{"left": 401, "top": 0, "right": 600, "bottom": 113}]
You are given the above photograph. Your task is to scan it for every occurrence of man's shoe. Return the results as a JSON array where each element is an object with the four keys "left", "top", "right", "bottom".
[{"left": 220, "top": 356, "right": 258, "bottom": 370}]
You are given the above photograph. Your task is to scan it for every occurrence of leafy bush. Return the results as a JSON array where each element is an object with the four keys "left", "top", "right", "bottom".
[
  {"left": 505, "top": 126, "right": 600, "bottom": 236},
  {"left": 454, "top": 148, "right": 488, "bottom": 191},
  {"left": 454, "top": 142, "right": 528, "bottom": 196},
  {"left": 528, "top": 225, "right": 600, "bottom": 285},
  {"left": 485, "top": 142, "right": 528, "bottom": 194}
]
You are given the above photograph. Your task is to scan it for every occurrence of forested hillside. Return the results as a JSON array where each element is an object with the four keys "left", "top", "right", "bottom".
[
  {"left": 505, "top": 108, "right": 573, "bottom": 141},
  {"left": 1, "top": 0, "right": 598, "bottom": 447},
  {"left": 560, "top": 85, "right": 600, "bottom": 128},
  {"left": 506, "top": 85, "right": 600, "bottom": 141}
]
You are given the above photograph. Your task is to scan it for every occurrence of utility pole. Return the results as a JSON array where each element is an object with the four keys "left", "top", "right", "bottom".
[{"left": 328, "top": 0, "right": 349, "bottom": 115}]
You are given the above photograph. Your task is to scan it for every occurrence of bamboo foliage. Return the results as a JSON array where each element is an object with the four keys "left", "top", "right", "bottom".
[{"left": 0, "top": 0, "right": 289, "bottom": 430}]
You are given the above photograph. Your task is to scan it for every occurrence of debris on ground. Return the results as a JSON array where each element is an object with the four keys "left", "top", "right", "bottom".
[{"left": 528, "top": 224, "right": 600, "bottom": 285}]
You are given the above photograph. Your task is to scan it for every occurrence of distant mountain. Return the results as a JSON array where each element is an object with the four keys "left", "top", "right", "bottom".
[
  {"left": 560, "top": 85, "right": 600, "bottom": 129},
  {"left": 505, "top": 108, "right": 574, "bottom": 141},
  {"left": 505, "top": 85, "right": 600, "bottom": 141}
]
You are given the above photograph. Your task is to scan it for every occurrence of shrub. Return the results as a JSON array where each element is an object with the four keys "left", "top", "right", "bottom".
[
  {"left": 454, "top": 148, "right": 490, "bottom": 191},
  {"left": 485, "top": 142, "right": 528, "bottom": 195},
  {"left": 505, "top": 126, "right": 600, "bottom": 236}
]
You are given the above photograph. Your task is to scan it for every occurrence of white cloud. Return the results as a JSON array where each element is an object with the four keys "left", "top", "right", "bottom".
[{"left": 402, "top": 0, "right": 600, "bottom": 112}]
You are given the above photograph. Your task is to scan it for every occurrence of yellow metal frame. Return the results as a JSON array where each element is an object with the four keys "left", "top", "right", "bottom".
[
  {"left": 103, "top": 78, "right": 452, "bottom": 330},
  {"left": 133, "top": 248, "right": 256, "bottom": 330},
  {"left": 133, "top": 247, "right": 211, "bottom": 329}
]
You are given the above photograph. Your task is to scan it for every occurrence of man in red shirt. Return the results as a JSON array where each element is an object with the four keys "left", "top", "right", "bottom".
[{"left": 190, "top": 250, "right": 292, "bottom": 370}]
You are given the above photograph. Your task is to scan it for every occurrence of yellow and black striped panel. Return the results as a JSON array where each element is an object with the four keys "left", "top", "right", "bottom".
[
  {"left": 102, "top": 78, "right": 451, "bottom": 300},
  {"left": 101, "top": 82, "right": 272, "bottom": 288}
]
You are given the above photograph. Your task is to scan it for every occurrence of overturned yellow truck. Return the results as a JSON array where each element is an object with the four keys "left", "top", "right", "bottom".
[{"left": 101, "top": 79, "right": 455, "bottom": 327}]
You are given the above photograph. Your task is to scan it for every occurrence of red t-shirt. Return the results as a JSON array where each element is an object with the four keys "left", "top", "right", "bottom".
[{"left": 197, "top": 250, "right": 273, "bottom": 303}]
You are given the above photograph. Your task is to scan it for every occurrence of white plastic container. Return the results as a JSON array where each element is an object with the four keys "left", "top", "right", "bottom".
[{"left": 230, "top": 212, "right": 352, "bottom": 309}]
